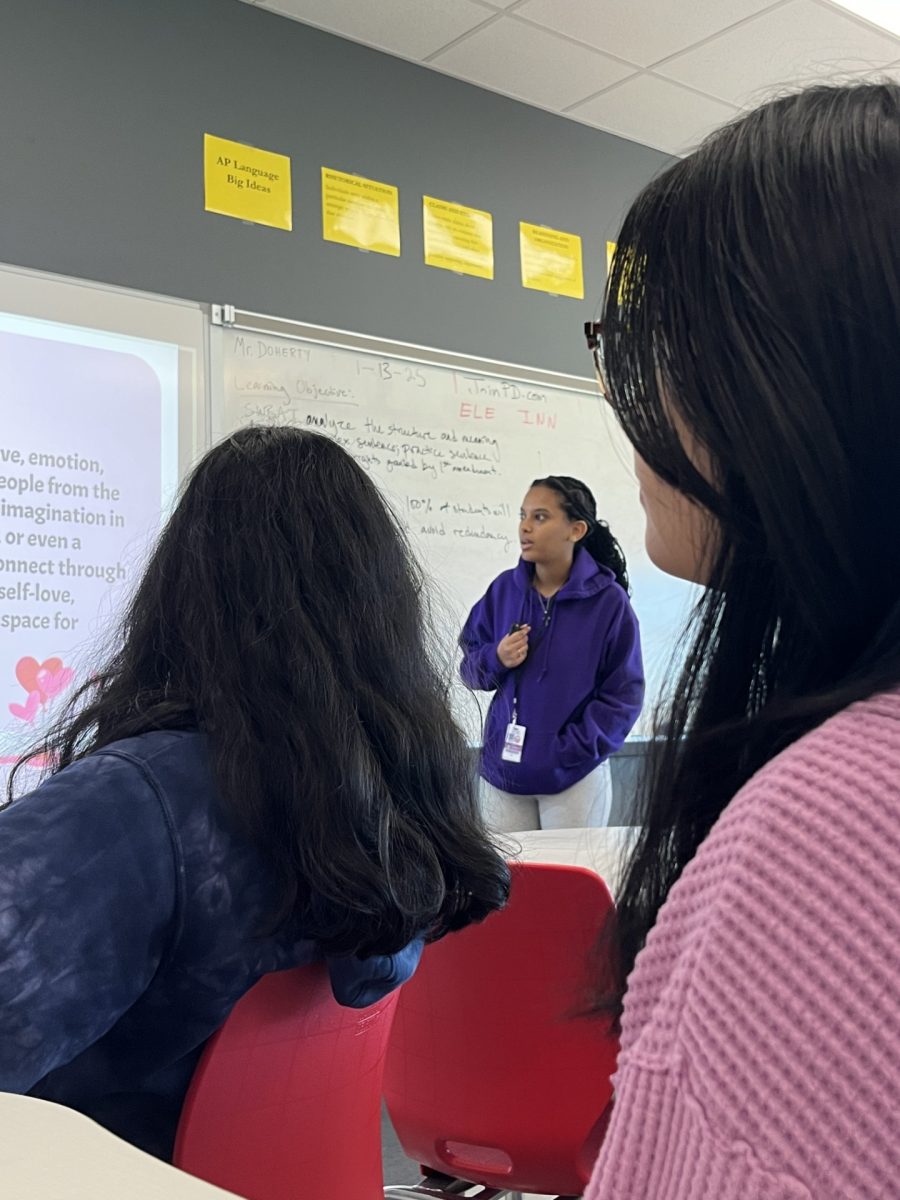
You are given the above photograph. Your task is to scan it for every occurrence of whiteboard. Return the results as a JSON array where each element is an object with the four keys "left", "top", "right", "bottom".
[
  {"left": 212, "top": 310, "right": 693, "bottom": 738},
  {"left": 0, "top": 262, "right": 208, "bottom": 784}
]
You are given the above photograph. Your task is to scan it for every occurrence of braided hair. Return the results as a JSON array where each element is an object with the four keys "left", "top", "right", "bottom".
[{"left": 532, "top": 475, "right": 630, "bottom": 594}]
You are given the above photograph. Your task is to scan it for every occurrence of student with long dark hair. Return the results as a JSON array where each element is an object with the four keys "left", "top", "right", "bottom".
[
  {"left": 585, "top": 83, "right": 900, "bottom": 1198},
  {"left": 0, "top": 426, "right": 509, "bottom": 1161},
  {"left": 460, "top": 475, "right": 643, "bottom": 831}
]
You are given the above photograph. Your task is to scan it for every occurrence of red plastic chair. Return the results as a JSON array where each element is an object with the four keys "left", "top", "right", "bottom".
[
  {"left": 174, "top": 962, "right": 399, "bottom": 1200},
  {"left": 383, "top": 861, "right": 619, "bottom": 1200}
]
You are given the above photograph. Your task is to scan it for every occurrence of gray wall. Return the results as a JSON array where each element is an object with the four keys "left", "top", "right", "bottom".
[{"left": 0, "top": 0, "right": 670, "bottom": 377}]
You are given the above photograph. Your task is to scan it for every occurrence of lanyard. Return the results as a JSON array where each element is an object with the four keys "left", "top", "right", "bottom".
[{"left": 511, "top": 592, "right": 555, "bottom": 723}]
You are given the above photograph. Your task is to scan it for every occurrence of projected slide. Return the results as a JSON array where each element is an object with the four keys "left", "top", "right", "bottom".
[{"left": 0, "top": 313, "right": 179, "bottom": 781}]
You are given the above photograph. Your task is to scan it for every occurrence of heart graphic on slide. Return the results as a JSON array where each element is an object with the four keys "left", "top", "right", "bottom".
[
  {"left": 36, "top": 666, "right": 75, "bottom": 700},
  {"left": 9, "top": 690, "right": 41, "bottom": 723},
  {"left": 15, "top": 656, "right": 63, "bottom": 701}
]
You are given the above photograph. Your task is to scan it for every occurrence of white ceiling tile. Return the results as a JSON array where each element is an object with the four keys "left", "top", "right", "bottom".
[
  {"left": 570, "top": 74, "right": 739, "bottom": 155},
  {"left": 824, "top": 1, "right": 900, "bottom": 38},
  {"left": 259, "top": 0, "right": 495, "bottom": 60},
  {"left": 656, "top": 0, "right": 900, "bottom": 106},
  {"left": 516, "top": 0, "right": 780, "bottom": 69},
  {"left": 430, "top": 17, "right": 635, "bottom": 110}
]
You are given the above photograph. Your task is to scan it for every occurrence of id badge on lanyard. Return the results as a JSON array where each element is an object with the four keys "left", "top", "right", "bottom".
[
  {"left": 501, "top": 694, "right": 526, "bottom": 763},
  {"left": 501, "top": 604, "right": 544, "bottom": 764}
]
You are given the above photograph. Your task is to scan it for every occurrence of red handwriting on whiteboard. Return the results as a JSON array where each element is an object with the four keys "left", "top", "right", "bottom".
[
  {"left": 518, "top": 409, "right": 558, "bottom": 429},
  {"left": 458, "top": 402, "right": 495, "bottom": 420}
]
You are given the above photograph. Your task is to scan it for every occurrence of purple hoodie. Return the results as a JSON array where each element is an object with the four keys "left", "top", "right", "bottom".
[{"left": 460, "top": 550, "right": 644, "bottom": 795}]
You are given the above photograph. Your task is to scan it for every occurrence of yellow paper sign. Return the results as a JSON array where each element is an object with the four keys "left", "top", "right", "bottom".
[
  {"left": 519, "top": 223, "right": 584, "bottom": 299},
  {"left": 423, "top": 195, "right": 493, "bottom": 279},
  {"left": 204, "top": 134, "right": 292, "bottom": 231},
  {"left": 321, "top": 167, "right": 400, "bottom": 256}
]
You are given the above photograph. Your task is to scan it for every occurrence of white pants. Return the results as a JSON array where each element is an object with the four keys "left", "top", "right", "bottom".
[{"left": 480, "top": 761, "right": 613, "bottom": 832}]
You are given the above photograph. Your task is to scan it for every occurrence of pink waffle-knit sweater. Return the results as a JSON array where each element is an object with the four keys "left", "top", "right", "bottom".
[{"left": 587, "top": 690, "right": 900, "bottom": 1200}]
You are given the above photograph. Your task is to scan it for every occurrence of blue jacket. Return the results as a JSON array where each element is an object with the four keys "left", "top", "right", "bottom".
[
  {"left": 0, "top": 731, "right": 422, "bottom": 1159},
  {"left": 460, "top": 551, "right": 644, "bottom": 794}
]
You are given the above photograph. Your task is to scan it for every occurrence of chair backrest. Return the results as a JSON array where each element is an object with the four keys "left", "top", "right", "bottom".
[
  {"left": 174, "top": 963, "right": 399, "bottom": 1200},
  {"left": 384, "top": 861, "right": 619, "bottom": 1197}
]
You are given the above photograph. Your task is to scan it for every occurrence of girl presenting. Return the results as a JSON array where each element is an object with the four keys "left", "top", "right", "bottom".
[{"left": 460, "top": 475, "right": 643, "bottom": 830}]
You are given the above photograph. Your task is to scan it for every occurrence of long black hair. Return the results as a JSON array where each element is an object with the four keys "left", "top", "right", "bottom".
[
  {"left": 602, "top": 82, "right": 900, "bottom": 1005},
  {"left": 10, "top": 426, "right": 509, "bottom": 956},
  {"left": 532, "top": 475, "right": 630, "bottom": 593}
]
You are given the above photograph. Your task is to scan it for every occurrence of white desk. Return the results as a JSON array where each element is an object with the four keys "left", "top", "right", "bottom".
[
  {"left": 503, "top": 825, "right": 640, "bottom": 896},
  {"left": 0, "top": 1093, "right": 242, "bottom": 1200}
]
